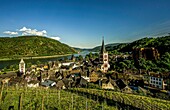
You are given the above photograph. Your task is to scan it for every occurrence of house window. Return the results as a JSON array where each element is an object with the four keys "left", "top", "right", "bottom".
[
  {"left": 153, "top": 81, "right": 155, "bottom": 84},
  {"left": 159, "top": 79, "right": 161, "bottom": 81},
  {"left": 156, "top": 82, "right": 158, "bottom": 84},
  {"left": 153, "top": 78, "right": 155, "bottom": 80},
  {"left": 159, "top": 82, "right": 161, "bottom": 85}
]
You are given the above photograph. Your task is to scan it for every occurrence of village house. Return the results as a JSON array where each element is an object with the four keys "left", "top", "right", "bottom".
[
  {"left": 0, "top": 72, "right": 17, "bottom": 79},
  {"left": 77, "top": 77, "right": 88, "bottom": 87},
  {"left": 101, "top": 79, "right": 115, "bottom": 90},
  {"left": 148, "top": 73, "right": 168, "bottom": 90},
  {"left": 56, "top": 80, "right": 66, "bottom": 89},
  {"left": 116, "top": 79, "right": 132, "bottom": 93},
  {"left": 27, "top": 80, "right": 39, "bottom": 88},
  {"left": 41, "top": 79, "right": 56, "bottom": 88},
  {"left": 81, "top": 76, "right": 90, "bottom": 82},
  {"left": 89, "top": 71, "right": 99, "bottom": 82},
  {"left": 128, "top": 79, "right": 144, "bottom": 90}
]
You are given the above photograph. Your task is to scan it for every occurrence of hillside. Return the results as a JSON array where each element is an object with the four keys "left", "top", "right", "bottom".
[
  {"left": 1, "top": 87, "right": 169, "bottom": 110},
  {"left": 90, "top": 43, "right": 122, "bottom": 52},
  {"left": 70, "top": 88, "right": 170, "bottom": 110},
  {"left": 102, "top": 36, "right": 170, "bottom": 55},
  {"left": 118, "top": 36, "right": 170, "bottom": 55},
  {"left": 0, "top": 87, "right": 117, "bottom": 110},
  {"left": 0, "top": 36, "right": 76, "bottom": 58},
  {"left": 73, "top": 47, "right": 89, "bottom": 52}
]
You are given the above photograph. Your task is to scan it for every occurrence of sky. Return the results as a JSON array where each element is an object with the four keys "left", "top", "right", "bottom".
[{"left": 0, "top": 0, "right": 170, "bottom": 48}]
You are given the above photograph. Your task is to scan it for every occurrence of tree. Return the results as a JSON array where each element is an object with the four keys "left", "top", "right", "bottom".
[
  {"left": 27, "top": 62, "right": 32, "bottom": 68},
  {"left": 85, "top": 55, "right": 90, "bottom": 61},
  {"left": 119, "top": 62, "right": 127, "bottom": 73},
  {"left": 36, "top": 60, "right": 41, "bottom": 66},
  {"left": 78, "top": 55, "right": 83, "bottom": 61}
]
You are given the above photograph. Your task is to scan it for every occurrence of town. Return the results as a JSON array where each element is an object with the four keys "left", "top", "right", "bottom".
[
  {"left": 1, "top": 0, "right": 170, "bottom": 109},
  {"left": 0, "top": 38, "right": 169, "bottom": 102}
]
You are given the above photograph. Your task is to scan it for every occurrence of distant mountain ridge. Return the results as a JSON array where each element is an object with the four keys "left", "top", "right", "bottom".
[
  {"left": 73, "top": 47, "right": 90, "bottom": 52},
  {"left": 0, "top": 36, "right": 76, "bottom": 58},
  {"left": 90, "top": 43, "right": 123, "bottom": 52}
]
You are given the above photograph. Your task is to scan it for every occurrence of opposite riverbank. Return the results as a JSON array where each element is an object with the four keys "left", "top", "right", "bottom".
[{"left": 0, "top": 54, "right": 73, "bottom": 61}]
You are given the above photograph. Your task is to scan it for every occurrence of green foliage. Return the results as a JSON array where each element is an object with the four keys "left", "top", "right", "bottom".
[
  {"left": 71, "top": 88, "right": 170, "bottom": 110},
  {"left": 77, "top": 55, "right": 83, "bottom": 61},
  {"left": 0, "top": 36, "right": 76, "bottom": 59},
  {"left": 85, "top": 52, "right": 99, "bottom": 60},
  {"left": 87, "top": 83, "right": 100, "bottom": 89},
  {"left": 115, "top": 36, "right": 170, "bottom": 56},
  {"left": 0, "top": 87, "right": 117, "bottom": 110}
]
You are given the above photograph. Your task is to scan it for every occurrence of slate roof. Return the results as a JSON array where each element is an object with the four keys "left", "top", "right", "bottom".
[
  {"left": 116, "top": 79, "right": 127, "bottom": 90},
  {"left": 41, "top": 80, "right": 56, "bottom": 87},
  {"left": 0, "top": 72, "right": 17, "bottom": 79},
  {"left": 56, "top": 80, "right": 65, "bottom": 89},
  {"left": 128, "top": 79, "right": 144, "bottom": 87},
  {"left": 79, "top": 77, "right": 88, "bottom": 85}
]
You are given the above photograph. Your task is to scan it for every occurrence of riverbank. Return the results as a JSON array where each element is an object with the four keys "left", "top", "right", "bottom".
[{"left": 0, "top": 54, "right": 72, "bottom": 61}]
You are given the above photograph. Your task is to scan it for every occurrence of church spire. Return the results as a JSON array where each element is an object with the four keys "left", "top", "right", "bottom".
[{"left": 100, "top": 36, "right": 106, "bottom": 53}]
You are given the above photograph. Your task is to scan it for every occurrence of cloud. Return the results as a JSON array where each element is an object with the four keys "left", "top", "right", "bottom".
[
  {"left": 19, "top": 27, "right": 47, "bottom": 36},
  {"left": 3, "top": 31, "right": 18, "bottom": 35},
  {"left": 3, "top": 27, "right": 60, "bottom": 40},
  {"left": 50, "top": 37, "right": 61, "bottom": 41}
]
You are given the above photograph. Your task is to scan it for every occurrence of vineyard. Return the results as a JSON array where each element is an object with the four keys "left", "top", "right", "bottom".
[
  {"left": 68, "top": 88, "right": 170, "bottom": 110},
  {"left": 0, "top": 87, "right": 117, "bottom": 110},
  {"left": 0, "top": 87, "right": 170, "bottom": 110}
]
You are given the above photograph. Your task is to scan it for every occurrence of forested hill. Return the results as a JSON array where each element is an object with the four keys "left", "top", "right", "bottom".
[
  {"left": 117, "top": 36, "right": 170, "bottom": 55},
  {"left": 0, "top": 36, "right": 76, "bottom": 58}
]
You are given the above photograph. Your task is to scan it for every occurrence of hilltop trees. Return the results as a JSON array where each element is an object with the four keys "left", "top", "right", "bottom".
[
  {"left": 156, "top": 52, "right": 170, "bottom": 72},
  {"left": 0, "top": 36, "right": 76, "bottom": 59}
]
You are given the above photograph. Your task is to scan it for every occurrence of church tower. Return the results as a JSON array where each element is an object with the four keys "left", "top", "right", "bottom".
[
  {"left": 99, "top": 37, "right": 110, "bottom": 73},
  {"left": 19, "top": 59, "right": 25, "bottom": 75}
]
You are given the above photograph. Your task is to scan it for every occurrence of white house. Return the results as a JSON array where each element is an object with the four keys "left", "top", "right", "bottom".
[{"left": 149, "top": 74, "right": 167, "bottom": 90}]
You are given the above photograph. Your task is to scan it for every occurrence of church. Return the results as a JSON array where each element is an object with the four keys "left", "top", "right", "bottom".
[
  {"left": 99, "top": 37, "right": 110, "bottom": 73},
  {"left": 19, "top": 58, "right": 25, "bottom": 75}
]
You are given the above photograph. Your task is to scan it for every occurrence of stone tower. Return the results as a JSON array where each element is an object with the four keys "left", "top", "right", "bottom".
[
  {"left": 99, "top": 37, "right": 110, "bottom": 72},
  {"left": 19, "top": 59, "right": 25, "bottom": 75}
]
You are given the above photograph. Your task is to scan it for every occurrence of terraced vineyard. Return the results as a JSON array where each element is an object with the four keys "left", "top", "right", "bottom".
[
  {"left": 1, "top": 87, "right": 170, "bottom": 110},
  {"left": 0, "top": 87, "right": 117, "bottom": 110},
  {"left": 68, "top": 88, "right": 170, "bottom": 110}
]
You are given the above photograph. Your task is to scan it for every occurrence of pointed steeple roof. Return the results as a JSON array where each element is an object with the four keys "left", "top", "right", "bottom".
[
  {"left": 100, "top": 37, "right": 106, "bottom": 53},
  {"left": 20, "top": 58, "right": 25, "bottom": 64}
]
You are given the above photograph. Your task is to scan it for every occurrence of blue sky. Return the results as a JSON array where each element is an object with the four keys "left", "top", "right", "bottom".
[{"left": 0, "top": 0, "right": 170, "bottom": 48}]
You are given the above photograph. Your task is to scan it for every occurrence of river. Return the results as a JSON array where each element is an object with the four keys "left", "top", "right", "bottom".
[{"left": 0, "top": 51, "right": 91, "bottom": 69}]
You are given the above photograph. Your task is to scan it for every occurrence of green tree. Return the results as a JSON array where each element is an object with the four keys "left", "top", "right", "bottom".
[
  {"left": 119, "top": 62, "right": 127, "bottom": 72},
  {"left": 78, "top": 55, "right": 83, "bottom": 61}
]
